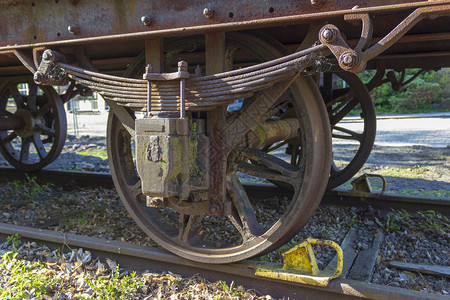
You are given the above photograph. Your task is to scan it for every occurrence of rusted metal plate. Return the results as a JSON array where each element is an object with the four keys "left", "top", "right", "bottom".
[{"left": 0, "top": 0, "right": 437, "bottom": 50}]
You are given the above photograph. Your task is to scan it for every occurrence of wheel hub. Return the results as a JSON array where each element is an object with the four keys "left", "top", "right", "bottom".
[{"left": 13, "top": 109, "right": 36, "bottom": 138}]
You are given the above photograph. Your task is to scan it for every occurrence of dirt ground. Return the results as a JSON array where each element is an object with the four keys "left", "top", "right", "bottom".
[{"left": 347, "top": 144, "right": 449, "bottom": 196}]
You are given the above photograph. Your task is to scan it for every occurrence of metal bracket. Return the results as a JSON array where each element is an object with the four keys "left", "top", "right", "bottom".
[
  {"left": 319, "top": 4, "right": 450, "bottom": 73},
  {"left": 33, "top": 49, "right": 71, "bottom": 86},
  {"left": 255, "top": 238, "right": 343, "bottom": 287},
  {"left": 351, "top": 174, "right": 387, "bottom": 194},
  {"left": 143, "top": 60, "right": 189, "bottom": 118}
]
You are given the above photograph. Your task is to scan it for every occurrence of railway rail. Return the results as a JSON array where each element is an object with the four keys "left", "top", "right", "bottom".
[
  {"left": 0, "top": 0, "right": 449, "bottom": 264},
  {"left": 0, "top": 167, "right": 449, "bottom": 215},
  {"left": 0, "top": 222, "right": 442, "bottom": 300}
]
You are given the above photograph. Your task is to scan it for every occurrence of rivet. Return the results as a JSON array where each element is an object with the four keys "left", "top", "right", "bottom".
[
  {"left": 141, "top": 15, "right": 152, "bottom": 26},
  {"left": 42, "top": 50, "right": 54, "bottom": 61},
  {"left": 68, "top": 24, "right": 79, "bottom": 35},
  {"left": 33, "top": 72, "right": 44, "bottom": 84},
  {"left": 340, "top": 52, "right": 359, "bottom": 68},
  {"left": 342, "top": 54, "right": 354, "bottom": 65},
  {"left": 321, "top": 28, "right": 335, "bottom": 42},
  {"left": 210, "top": 204, "right": 219, "bottom": 213},
  {"left": 203, "top": 7, "right": 215, "bottom": 19}
]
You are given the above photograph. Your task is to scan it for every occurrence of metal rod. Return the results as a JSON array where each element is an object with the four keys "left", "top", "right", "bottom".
[
  {"left": 0, "top": 116, "right": 23, "bottom": 131},
  {"left": 145, "top": 64, "right": 152, "bottom": 117},
  {"left": 147, "top": 81, "right": 151, "bottom": 117},
  {"left": 180, "top": 79, "right": 185, "bottom": 118}
]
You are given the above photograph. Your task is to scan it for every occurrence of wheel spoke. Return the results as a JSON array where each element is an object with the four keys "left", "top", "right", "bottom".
[
  {"left": 227, "top": 174, "right": 264, "bottom": 239},
  {"left": 332, "top": 125, "right": 364, "bottom": 143},
  {"left": 290, "top": 146, "right": 299, "bottom": 165},
  {"left": 20, "top": 138, "right": 30, "bottom": 162},
  {"left": 35, "top": 122, "right": 56, "bottom": 136},
  {"left": 27, "top": 84, "right": 38, "bottom": 112},
  {"left": 329, "top": 97, "right": 360, "bottom": 126},
  {"left": 9, "top": 85, "right": 25, "bottom": 108},
  {"left": 239, "top": 148, "right": 299, "bottom": 178},
  {"left": 178, "top": 214, "right": 200, "bottom": 243},
  {"left": 325, "top": 89, "right": 350, "bottom": 109},
  {"left": 237, "top": 162, "right": 296, "bottom": 186},
  {"left": 264, "top": 140, "right": 288, "bottom": 153},
  {"left": 0, "top": 110, "right": 14, "bottom": 117},
  {"left": 36, "top": 102, "right": 51, "bottom": 118},
  {"left": 126, "top": 180, "right": 142, "bottom": 200},
  {"left": 32, "top": 134, "right": 47, "bottom": 159},
  {"left": 1, "top": 132, "right": 17, "bottom": 144}
]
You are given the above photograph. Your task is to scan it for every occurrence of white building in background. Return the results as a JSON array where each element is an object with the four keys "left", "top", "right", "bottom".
[{"left": 65, "top": 93, "right": 109, "bottom": 137}]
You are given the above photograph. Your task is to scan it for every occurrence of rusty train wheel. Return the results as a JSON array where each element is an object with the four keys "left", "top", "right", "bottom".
[
  {"left": 323, "top": 71, "right": 376, "bottom": 189},
  {"left": 107, "top": 33, "right": 331, "bottom": 263},
  {"left": 0, "top": 78, "right": 66, "bottom": 172}
]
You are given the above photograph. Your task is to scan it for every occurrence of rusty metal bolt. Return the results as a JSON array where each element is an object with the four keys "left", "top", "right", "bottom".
[
  {"left": 42, "top": 50, "right": 54, "bottom": 62},
  {"left": 141, "top": 15, "right": 152, "bottom": 26},
  {"left": 146, "top": 196, "right": 166, "bottom": 208},
  {"left": 342, "top": 54, "right": 355, "bottom": 66},
  {"left": 203, "top": 7, "right": 215, "bottom": 19},
  {"left": 210, "top": 204, "right": 219, "bottom": 213},
  {"left": 68, "top": 24, "right": 79, "bottom": 35},
  {"left": 145, "top": 64, "right": 152, "bottom": 73},
  {"left": 340, "top": 52, "right": 359, "bottom": 69},
  {"left": 321, "top": 28, "right": 335, "bottom": 42},
  {"left": 33, "top": 72, "right": 44, "bottom": 84},
  {"left": 178, "top": 61, "right": 188, "bottom": 72},
  {"left": 195, "top": 65, "right": 202, "bottom": 76}
]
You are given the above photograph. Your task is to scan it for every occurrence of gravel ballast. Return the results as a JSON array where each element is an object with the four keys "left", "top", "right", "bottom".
[{"left": 0, "top": 133, "right": 449, "bottom": 297}]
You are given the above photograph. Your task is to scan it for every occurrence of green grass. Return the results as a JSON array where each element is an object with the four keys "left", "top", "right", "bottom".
[
  {"left": 400, "top": 188, "right": 450, "bottom": 198},
  {"left": 6, "top": 175, "right": 53, "bottom": 202},
  {"left": 0, "top": 234, "right": 145, "bottom": 300},
  {"left": 0, "top": 251, "right": 63, "bottom": 299},
  {"left": 76, "top": 149, "right": 108, "bottom": 160},
  {"left": 376, "top": 209, "right": 449, "bottom": 236},
  {"left": 62, "top": 211, "right": 89, "bottom": 230},
  {"left": 376, "top": 209, "right": 411, "bottom": 232},
  {"left": 214, "top": 281, "right": 244, "bottom": 299},
  {"left": 84, "top": 267, "right": 145, "bottom": 300},
  {"left": 416, "top": 210, "right": 449, "bottom": 236},
  {"left": 377, "top": 166, "right": 430, "bottom": 178}
]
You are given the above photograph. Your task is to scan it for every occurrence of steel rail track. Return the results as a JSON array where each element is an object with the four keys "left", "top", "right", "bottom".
[
  {"left": 0, "top": 167, "right": 448, "bottom": 215},
  {"left": 0, "top": 222, "right": 440, "bottom": 300}
]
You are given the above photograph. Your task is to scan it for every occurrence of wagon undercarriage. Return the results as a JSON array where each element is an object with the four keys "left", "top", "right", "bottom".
[{"left": 0, "top": 1, "right": 449, "bottom": 263}]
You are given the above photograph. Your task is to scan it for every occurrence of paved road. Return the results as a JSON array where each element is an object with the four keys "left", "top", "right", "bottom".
[
  {"left": 375, "top": 117, "right": 449, "bottom": 148},
  {"left": 69, "top": 111, "right": 449, "bottom": 148},
  {"left": 335, "top": 115, "right": 449, "bottom": 148}
]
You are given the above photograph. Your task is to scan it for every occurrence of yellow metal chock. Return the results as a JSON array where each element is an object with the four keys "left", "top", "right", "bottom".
[
  {"left": 351, "top": 174, "right": 387, "bottom": 194},
  {"left": 255, "top": 238, "right": 343, "bottom": 287}
]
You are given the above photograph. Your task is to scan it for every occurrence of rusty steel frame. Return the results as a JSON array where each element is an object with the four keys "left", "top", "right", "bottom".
[
  {"left": 0, "top": 1, "right": 448, "bottom": 51},
  {"left": 319, "top": 4, "right": 450, "bottom": 73}
]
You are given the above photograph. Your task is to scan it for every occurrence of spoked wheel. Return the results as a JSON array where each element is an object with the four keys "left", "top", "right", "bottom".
[
  {"left": 321, "top": 71, "right": 376, "bottom": 189},
  {"left": 0, "top": 78, "right": 66, "bottom": 171},
  {"left": 107, "top": 33, "right": 331, "bottom": 263}
]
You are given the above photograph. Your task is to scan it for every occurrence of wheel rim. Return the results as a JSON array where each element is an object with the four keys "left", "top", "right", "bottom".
[
  {"left": 322, "top": 72, "right": 376, "bottom": 189},
  {"left": 107, "top": 33, "right": 331, "bottom": 263},
  {"left": 0, "top": 78, "right": 66, "bottom": 171}
]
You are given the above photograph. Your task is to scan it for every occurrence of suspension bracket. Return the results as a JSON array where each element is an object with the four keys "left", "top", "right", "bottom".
[
  {"left": 320, "top": 4, "right": 450, "bottom": 73},
  {"left": 33, "top": 49, "right": 71, "bottom": 85}
]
